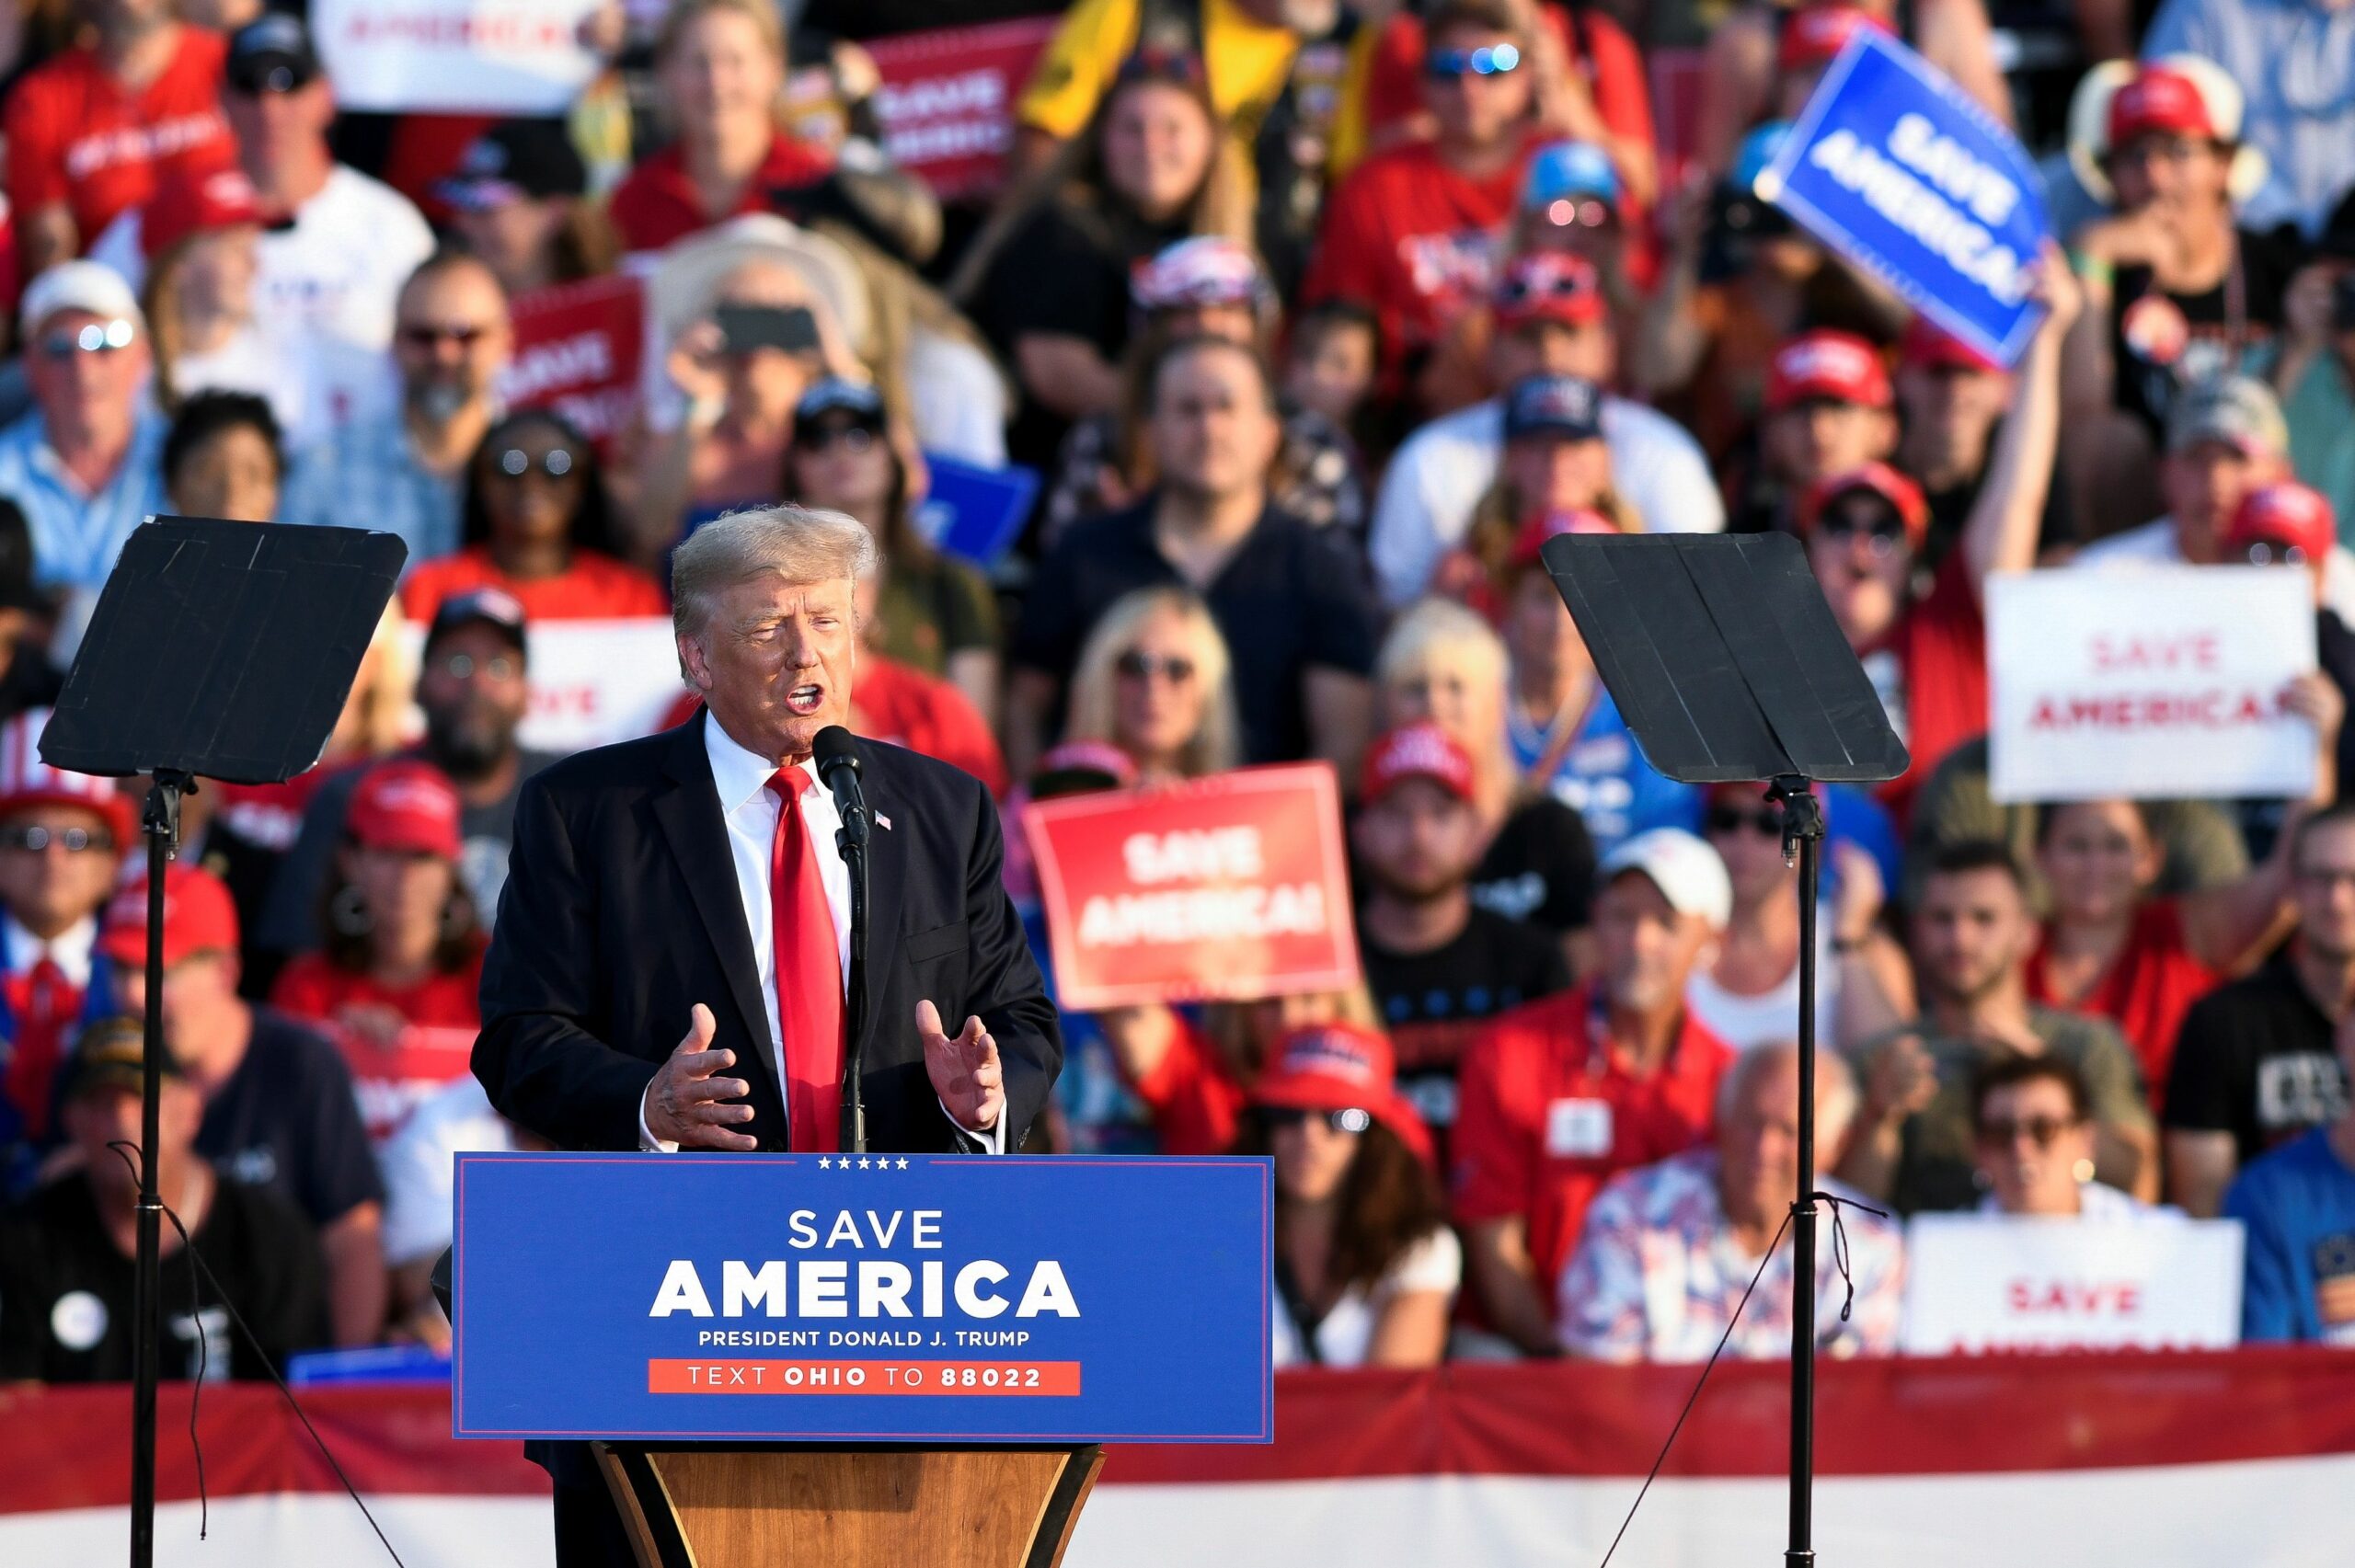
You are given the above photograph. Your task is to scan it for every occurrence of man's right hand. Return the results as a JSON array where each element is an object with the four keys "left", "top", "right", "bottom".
[
  {"left": 1866, "top": 1033, "right": 1939, "bottom": 1128},
  {"left": 642, "top": 1004, "right": 757, "bottom": 1150}
]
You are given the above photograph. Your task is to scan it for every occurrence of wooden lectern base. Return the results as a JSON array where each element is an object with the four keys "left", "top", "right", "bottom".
[{"left": 594, "top": 1442, "right": 1104, "bottom": 1568}]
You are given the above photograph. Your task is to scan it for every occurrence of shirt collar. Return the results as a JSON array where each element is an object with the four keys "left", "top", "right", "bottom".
[
  {"left": 702, "top": 707, "right": 816, "bottom": 814},
  {"left": 3, "top": 910, "right": 96, "bottom": 986}
]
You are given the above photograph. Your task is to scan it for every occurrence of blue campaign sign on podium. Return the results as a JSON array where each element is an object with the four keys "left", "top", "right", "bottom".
[
  {"left": 1761, "top": 30, "right": 2051, "bottom": 365},
  {"left": 452, "top": 1153, "right": 1273, "bottom": 1444}
]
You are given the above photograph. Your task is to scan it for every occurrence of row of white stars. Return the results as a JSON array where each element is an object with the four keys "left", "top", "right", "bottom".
[{"left": 815, "top": 1157, "right": 913, "bottom": 1169}]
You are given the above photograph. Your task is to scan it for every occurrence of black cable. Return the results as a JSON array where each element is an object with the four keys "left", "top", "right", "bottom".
[
  {"left": 105, "top": 1140, "right": 206, "bottom": 1539},
  {"left": 105, "top": 1139, "right": 409, "bottom": 1568}
]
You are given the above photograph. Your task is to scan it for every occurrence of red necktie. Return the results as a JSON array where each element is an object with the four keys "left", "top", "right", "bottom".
[
  {"left": 767, "top": 768, "right": 844, "bottom": 1153},
  {"left": 6, "top": 956, "right": 73, "bottom": 1141}
]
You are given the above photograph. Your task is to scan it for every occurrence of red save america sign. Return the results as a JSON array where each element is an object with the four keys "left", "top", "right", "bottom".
[
  {"left": 497, "top": 274, "right": 645, "bottom": 459},
  {"left": 1021, "top": 764, "right": 1361, "bottom": 1011},
  {"left": 867, "top": 17, "right": 1057, "bottom": 201}
]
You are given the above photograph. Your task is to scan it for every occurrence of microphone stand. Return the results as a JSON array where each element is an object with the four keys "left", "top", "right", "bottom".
[
  {"left": 1768, "top": 773, "right": 1825, "bottom": 1568},
  {"left": 816, "top": 747, "right": 870, "bottom": 1155},
  {"left": 131, "top": 769, "right": 190, "bottom": 1568}
]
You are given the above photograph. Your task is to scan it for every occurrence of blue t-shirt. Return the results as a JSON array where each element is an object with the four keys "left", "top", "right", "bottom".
[
  {"left": 2223, "top": 1127, "right": 2355, "bottom": 1345},
  {"left": 1510, "top": 690, "right": 1697, "bottom": 859}
]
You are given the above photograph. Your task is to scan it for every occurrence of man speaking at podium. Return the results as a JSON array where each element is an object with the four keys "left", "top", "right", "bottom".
[{"left": 472, "top": 504, "right": 1063, "bottom": 1564}]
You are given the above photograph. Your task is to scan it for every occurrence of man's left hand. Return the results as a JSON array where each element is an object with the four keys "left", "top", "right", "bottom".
[{"left": 917, "top": 1000, "right": 1004, "bottom": 1132}]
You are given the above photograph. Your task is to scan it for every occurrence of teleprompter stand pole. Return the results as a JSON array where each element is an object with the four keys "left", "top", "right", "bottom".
[
  {"left": 1769, "top": 775, "right": 1825, "bottom": 1568},
  {"left": 127, "top": 770, "right": 190, "bottom": 1568}
]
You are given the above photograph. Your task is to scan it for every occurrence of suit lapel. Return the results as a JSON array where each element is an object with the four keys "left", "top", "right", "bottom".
[
  {"left": 652, "top": 721, "right": 785, "bottom": 1132},
  {"left": 857, "top": 738, "right": 906, "bottom": 1061}
]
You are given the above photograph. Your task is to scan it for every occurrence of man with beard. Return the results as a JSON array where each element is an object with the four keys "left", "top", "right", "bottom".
[
  {"left": 1452, "top": 828, "right": 1733, "bottom": 1356},
  {"left": 1840, "top": 841, "right": 2154, "bottom": 1215},
  {"left": 253, "top": 589, "right": 557, "bottom": 984},
  {"left": 1353, "top": 722, "right": 1569, "bottom": 1159},
  {"left": 281, "top": 251, "right": 511, "bottom": 562}
]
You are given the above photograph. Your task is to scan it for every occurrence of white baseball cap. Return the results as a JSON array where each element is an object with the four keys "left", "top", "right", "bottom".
[
  {"left": 19, "top": 259, "right": 144, "bottom": 335},
  {"left": 1599, "top": 828, "right": 1733, "bottom": 929}
]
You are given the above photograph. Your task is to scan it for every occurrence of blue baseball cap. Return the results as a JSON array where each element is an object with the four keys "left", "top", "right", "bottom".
[
  {"left": 1730, "top": 122, "right": 1793, "bottom": 196},
  {"left": 1503, "top": 374, "right": 1605, "bottom": 442},
  {"left": 1522, "top": 141, "right": 1621, "bottom": 216}
]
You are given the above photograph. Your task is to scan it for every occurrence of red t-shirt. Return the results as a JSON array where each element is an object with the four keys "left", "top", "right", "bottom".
[
  {"left": 2026, "top": 898, "right": 2218, "bottom": 1112},
  {"left": 1453, "top": 985, "right": 1731, "bottom": 1319},
  {"left": 1862, "top": 551, "right": 1986, "bottom": 819},
  {"left": 1304, "top": 136, "right": 1532, "bottom": 383},
  {"left": 4, "top": 28, "right": 233, "bottom": 259},
  {"left": 400, "top": 546, "right": 670, "bottom": 624},
  {"left": 850, "top": 654, "right": 1010, "bottom": 798},
  {"left": 1122, "top": 1013, "right": 1248, "bottom": 1157},
  {"left": 270, "top": 952, "right": 486, "bottom": 1145},
  {"left": 608, "top": 135, "right": 835, "bottom": 258}
]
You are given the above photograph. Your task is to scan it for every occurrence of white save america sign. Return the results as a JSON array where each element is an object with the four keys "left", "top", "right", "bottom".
[
  {"left": 314, "top": 0, "right": 602, "bottom": 114},
  {"left": 1901, "top": 1214, "right": 2244, "bottom": 1353},
  {"left": 1986, "top": 567, "right": 2318, "bottom": 803},
  {"left": 405, "top": 617, "right": 682, "bottom": 754}
]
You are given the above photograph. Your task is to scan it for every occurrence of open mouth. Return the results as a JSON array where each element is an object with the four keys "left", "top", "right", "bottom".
[{"left": 786, "top": 683, "right": 824, "bottom": 715}]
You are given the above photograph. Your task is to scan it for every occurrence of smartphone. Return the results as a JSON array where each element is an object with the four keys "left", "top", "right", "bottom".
[{"left": 717, "top": 303, "right": 821, "bottom": 357}]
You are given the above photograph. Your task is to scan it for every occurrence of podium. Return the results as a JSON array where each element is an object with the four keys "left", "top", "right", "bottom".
[{"left": 450, "top": 1153, "right": 1272, "bottom": 1568}]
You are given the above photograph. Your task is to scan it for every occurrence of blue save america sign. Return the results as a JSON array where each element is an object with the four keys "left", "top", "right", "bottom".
[
  {"left": 452, "top": 1153, "right": 1273, "bottom": 1443},
  {"left": 1761, "top": 29, "right": 2051, "bottom": 365}
]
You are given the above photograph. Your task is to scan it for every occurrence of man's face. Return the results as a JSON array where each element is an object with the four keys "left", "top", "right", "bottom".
[
  {"left": 1896, "top": 362, "right": 2010, "bottom": 468},
  {"left": 1502, "top": 431, "right": 1612, "bottom": 514},
  {"left": 1488, "top": 317, "right": 1613, "bottom": 386},
  {"left": 681, "top": 573, "right": 858, "bottom": 762},
  {"left": 1351, "top": 778, "right": 1481, "bottom": 903},
  {"left": 2161, "top": 440, "right": 2279, "bottom": 560},
  {"left": 25, "top": 309, "right": 150, "bottom": 437},
  {"left": 1150, "top": 346, "right": 1281, "bottom": 506},
  {"left": 418, "top": 622, "right": 527, "bottom": 779},
  {"left": 2293, "top": 818, "right": 2355, "bottom": 964},
  {"left": 1911, "top": 866, "right": 2033, "bottom": 1007},
  {"left": 1594, "top": 872, "right": 1714, "bottom": 1013},
  {"left": 1804, "top": 490, "right": 1913, "bottom": 649},
  {"left": 1424, "top": 27, "right": 1532, "bottom": 149},
  {"left": 394, "top": 264, "right": 511, "bottom": 422},
  {"left": 661, "top": 9, "right": 785, "bottom": 144},
  {"left": 224, "top": 77, "right": 334, "bottom": 179},
  {"left": 113, "top": 952, "right": 240, "bottom": 1059},
  {"left": 70, "top": 1080, "right": 202, "bottom": 1200},
  {"left": 1718, "top": 1054, "right": 1809, "bottom": 1228},
  {"left": 1763, "top": 397, "right": 1891, "bottom": 486},
  {"left": 0, "top": 803, "right": 122, "bottom": 934}
]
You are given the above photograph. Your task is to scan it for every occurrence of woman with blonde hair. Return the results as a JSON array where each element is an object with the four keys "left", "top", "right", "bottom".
[
  {"left": 1061, "top": 586, "right": 1242, "bottom": 783},
  {"left": 1376, "top": 598, "right": 1596, "bottom": 960}
]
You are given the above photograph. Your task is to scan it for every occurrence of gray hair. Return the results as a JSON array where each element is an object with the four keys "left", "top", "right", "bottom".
[
  {"left": 671, "top": 504, "right": 878, "bottom": 676},
  {"left": 1718, "top": 1041, "right": 1859, "bottom": 1153}
]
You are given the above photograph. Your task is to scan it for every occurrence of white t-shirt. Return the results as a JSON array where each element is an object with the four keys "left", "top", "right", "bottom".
[
  {"left": 1368, "top": 395, "right": 1725, "bottom": 607},
  {"left": 1684, "top": 915, "right": 1836, "bottom": 1051},
  {"left": 255, "top": 166, "right": 437, "bottom": 352},
  {"left": 2074, "top": 515, "right": 2355, "bottom": 623},
  {"left": 172, "top": 325, "right": 395, "bottom": 450},
  {"left": 380, "top": 1075, "right": 519, "bottom": 1268},
  {"left": 1269, "top": 1225, "right": 1462, "bottom": 1368}
]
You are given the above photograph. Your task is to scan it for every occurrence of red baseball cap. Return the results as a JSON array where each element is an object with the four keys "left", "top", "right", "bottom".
[
  {"left": 142, "top": 167, "right": 266, "bottom": 261},
  {"left": 1359, "top": 722, "right": 1477, "bottom": 806},
  {"left": 1250, "top": 1023, "right": 1434, "bottom": 1167},
  {"left": 98, "top": 864, "right": 240, "bottom": 969},
  {"left": 0, "top": 707, "right": 133, "bottom": 845},
  {"left": 1764, "top": 330, "right": 1892, "bottom": 412},
  {"left": 1509, "top": 507, "right": 1621, "bottom": 568},
  {"left": 1492, "top": 252, "right": 1605, "bottom": 332},
  {"left": 1898, "top": 316, "right": 2005, "bottom": 375},
  {"left": 2108, "top": 65, "right": 2219, "bottom": 146},
  {"left": 1778, "top": 3, "right": 1891, "bottom": 74},
  {"left": 2226, "top": 482, "right": 2337, "bottom": 561},
  {"left": 347, "top": 760, "right": 464, "bottom": 860},
  {"left": 1799, "top": 461, "right": 1929, "bottom": 546}
]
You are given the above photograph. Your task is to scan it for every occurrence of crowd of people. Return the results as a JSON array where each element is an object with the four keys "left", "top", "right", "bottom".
[{"left": 3, "top": 0, "right": 2355, "bottom": 1379}]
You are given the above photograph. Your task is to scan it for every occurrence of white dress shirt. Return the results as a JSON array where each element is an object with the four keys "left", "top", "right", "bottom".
[
  {"left": 2, "top": 911, "right": 97, "bottom": 989},
  {"left": 639, "top": 710, "right": 1002, "bottom": 1152}
]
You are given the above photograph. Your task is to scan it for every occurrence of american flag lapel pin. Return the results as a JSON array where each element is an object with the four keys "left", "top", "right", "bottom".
[{"left": 875, "top": 812, "right": 891, "bottom": 830}]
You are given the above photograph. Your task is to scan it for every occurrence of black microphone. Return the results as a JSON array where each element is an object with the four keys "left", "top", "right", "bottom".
[{"left": 811, "top": 725, "right": 867, "bottom": 849}]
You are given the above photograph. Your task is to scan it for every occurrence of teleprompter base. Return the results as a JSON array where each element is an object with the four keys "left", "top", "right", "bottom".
[{"left": 594, "top": 1442, "right": 1104, "bottom": 1568}]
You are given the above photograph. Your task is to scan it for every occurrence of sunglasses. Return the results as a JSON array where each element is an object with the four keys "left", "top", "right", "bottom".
[
  {"left": 1426, "top": 43, "right": 1521, "bottom": 78},
  {"left": 1817, "top": 504, "right": 1909, "bottom": 552},
  {"left": 495, "top": 447, "right": 577, "bottom": 480},
  {"left": 1704, "top": 803, "right": 1784, "bottom": 839},
  {"left": 430, "top": 652, "right": 522, "bottom": 682},
  {"left": 1261, "top": 1106, "right": 1373, "bottom": 1135},
  {"left": 0, "top": 823, "right": 116, "bottom": 853},
  {"left": 1536, "top": 198, "right": 1616, "bottom": 232},
  {"left": 40, "top": 319, "right": 136, "bottom": 360},
  {"left": 1974, "top": 1114, "right": 2079, "bottom": 1150},
  {"left": 1116, "top": 650, "right": 1195, "bottom": 684},
  {"left": 2239, "top": 540, "right": 2311, "bottom": 567},
  {"left": 401, "top": 323, "right": 488, "bottom": 349},
  {"left": 1495, "top": 270, "right": 1595, "bottom": 310},
  {"left": 794, "top": 422, "right": 879, "bottom": 454}
]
